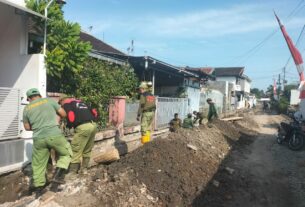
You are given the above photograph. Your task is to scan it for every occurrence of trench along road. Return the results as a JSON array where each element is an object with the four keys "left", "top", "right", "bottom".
[
  {"left": 227, "top": 114, "right": 305, "bottom": 207},
  {"left": 212, "top": 114, "right": 305, "bottom": 207}
]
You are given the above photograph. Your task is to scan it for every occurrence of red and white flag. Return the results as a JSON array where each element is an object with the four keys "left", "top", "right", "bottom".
[{"left": 275, "top": 12, "right": 305, "bottom": 99}]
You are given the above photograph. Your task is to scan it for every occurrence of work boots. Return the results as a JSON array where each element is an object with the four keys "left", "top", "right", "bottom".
[
  {"left": 50, "top": 167, "right": 66, "bottom": 192},
  {"left": 80, "top": 157, "right": 90, "bottom": 175},
  {"left": 65, "top": 163, "right": 80, "bottom": 181}
]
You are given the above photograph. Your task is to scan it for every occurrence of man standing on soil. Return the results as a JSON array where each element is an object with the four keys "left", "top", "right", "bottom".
[
  {"left": 137, "top": 82, "right": 156, "bottom": 144},
  {"left": 207, "top": 98, "right": 218, "bottom": 122},
  {"left": 59, "top": 95, "right": 97, "bottom": 178},
  {"left": 169, "top": 113, "right": 182, "bottom": 132},
  {"left": 23, "top": 88, "right": 72, "bottom": 195},
  {"left": 183, "top": 113, "right": 194, "bottom": 128}
]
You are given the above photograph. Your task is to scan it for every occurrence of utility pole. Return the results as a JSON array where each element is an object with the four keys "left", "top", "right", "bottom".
[
  {"left": 278, "top": 74, "right": 281, "bottom": 101},
  {"left": 283, "top": 67, "right": 286, "bottom": 91}
]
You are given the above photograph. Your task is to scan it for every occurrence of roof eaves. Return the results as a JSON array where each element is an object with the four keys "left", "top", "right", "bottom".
[
  {"left": 147, "top": 56, "right": 199, "bottom": 78},
  {"left": 0, "top": 0, "right": 46, "bottom": 19}
]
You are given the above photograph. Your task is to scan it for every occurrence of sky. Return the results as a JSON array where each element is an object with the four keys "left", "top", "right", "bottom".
[{"left": 63, "top": 0, "right": 305, "bottom": 90}]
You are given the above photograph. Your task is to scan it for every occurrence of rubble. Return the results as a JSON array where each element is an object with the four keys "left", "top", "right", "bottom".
[{"left": 0, "top": 116, "right": 258, "bottom": 207}]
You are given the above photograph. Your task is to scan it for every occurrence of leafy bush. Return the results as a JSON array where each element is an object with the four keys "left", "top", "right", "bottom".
[{"left": 75, "top": 58, "right": 139, "bottom": 128}]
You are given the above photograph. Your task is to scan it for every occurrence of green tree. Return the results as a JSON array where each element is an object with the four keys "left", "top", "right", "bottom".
[
  {"left": 26, "top": 0, "right": 91, "bottom": 93},
  {"left": 76, "top": 58, "right": 139, "bottom": 127},
  {"left": 250, "top": 88, "right": 264, "bottom": 98}
]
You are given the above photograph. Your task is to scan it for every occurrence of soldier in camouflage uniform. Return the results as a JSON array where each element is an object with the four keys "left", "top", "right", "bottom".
[
  {"left": 137, "top": 82, "right": 156, "bottom": 143},
  {"left": 169, "top": 113, "right": 182, "bottom": 132}
]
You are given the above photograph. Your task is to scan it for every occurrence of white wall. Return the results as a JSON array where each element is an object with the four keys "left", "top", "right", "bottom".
[
  {"left": 216, "top": 77, "right": 238, "bottom": 91},
  {"left": 186, "top": 87, "right": 200, "bottom": 113},
  {"left": 0, "top": 3, "right": 46, "bottom": 104},
  {"left": 241, "top": 79, "right": 251, "bottom": 93},
  {"left": 0, "top": 2, "right": 46, "bottom": 173},
  {"left": 290, "top": 89, "right": 301, "bottom": 105}
]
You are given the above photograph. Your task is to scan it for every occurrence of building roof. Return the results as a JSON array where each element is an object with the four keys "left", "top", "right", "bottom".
[
  {"left": 214, "top": 67, "right": 244, "bottom": 77},
  {"left": 184, "top": 67, "right": 215, "bottom": 80},
  {"left": 129, "top": 56, "right": 199, "bottom": 78},
  {"left": 80, "top": 32, "right": 125, "bottom": 55},
  {"left": 0, "top": 0, "right": 46, "bottom": 19}
]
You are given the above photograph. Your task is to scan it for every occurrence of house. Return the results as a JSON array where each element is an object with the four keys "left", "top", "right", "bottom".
[
  {"left": 214, "top": 67, "right": 252, "bottom": 109},
  {"left": 0, "top": 0, "right": 46, "bottom": 173},
  {"left": 78, "top": 33, "right": 213, "bottom": 113}
]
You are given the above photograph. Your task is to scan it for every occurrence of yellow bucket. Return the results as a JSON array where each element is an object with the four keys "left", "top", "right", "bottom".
[{"left": 141, "top": 131, "right": 151, "bottom": 144}]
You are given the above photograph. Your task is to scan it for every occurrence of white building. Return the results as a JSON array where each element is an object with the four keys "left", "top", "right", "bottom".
[
  {"left": 214, "top": 67, "right": 251, "bottom": 109},
  {"left": 0, "top": 0, "right": 46, "bottom": 173}
]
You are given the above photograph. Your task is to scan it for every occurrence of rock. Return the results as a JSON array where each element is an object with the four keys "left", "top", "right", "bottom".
[
  {"left": 225, "top": 167, "right": 235, "bottom": 175},
  {"left": 187, "top": 144, "right": 198, "bottom": 151},
  {"left": 212, "top": 180, "right": 220, "bottom": 187},
  {"left": 26, "top": 199, "right": 40, "bottom": 207}
]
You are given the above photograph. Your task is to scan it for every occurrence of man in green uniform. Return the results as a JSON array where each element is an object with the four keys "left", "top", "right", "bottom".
[
  {"left": 207, "top": 98, "right": 218, "bottom": 122},
  {"left": 193, "top": 111, "right": 204, "bottom": 125},
  {"left": 23, "top": 88, "right": 72, "bottom": 195},
  {"left": 169, "top": 113, "right": 182, "bottom": 132},
  {"left": 183, "top": 113, "right": 194, "bottom": 128},
  {"left": 58, "top": 95, "right": 98, "bottom": 178},
  {"left": 137, "top": 82, "right": 156, "bottom": 143}
]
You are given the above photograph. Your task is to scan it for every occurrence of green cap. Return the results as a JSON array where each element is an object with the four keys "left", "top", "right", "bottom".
[{"left": 26, "top": 88, "right": 40, "bottom": 97}]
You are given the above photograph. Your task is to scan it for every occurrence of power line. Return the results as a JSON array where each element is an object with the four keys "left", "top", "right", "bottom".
[{"left": 229, "top": 0, "right": 305, "bottom": 65}]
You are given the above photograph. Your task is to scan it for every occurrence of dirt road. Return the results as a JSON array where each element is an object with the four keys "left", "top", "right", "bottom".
[{"left": 195, "top": 114, "right": 305, "bottom": 207}]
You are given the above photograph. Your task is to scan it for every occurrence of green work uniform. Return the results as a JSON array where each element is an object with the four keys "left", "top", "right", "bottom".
[
  {"left": 208, "top": 103, "right": 218, "bottom": 122},
  {"left": 169, "top": 118, "right": 182, "bottom": 132},
  {"left": 138, "top": 92, "right": 156, "bottom": 135},
  {"left": 183, "top": 117, "right": 194, "bottom": 128},
  {"left": 71, "top": 122, "right": 97, "bottom": 164},
  {"left": 23, "top": 98, "right": 72, "bottom": 187}
]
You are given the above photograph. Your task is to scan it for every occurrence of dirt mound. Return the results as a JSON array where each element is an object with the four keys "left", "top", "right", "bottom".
[
  {"left": 1, "top": 116, "right": 258, "bottom": 207},
  {"left": 90, "top": 120, "right": 247, "bottom": 206}
]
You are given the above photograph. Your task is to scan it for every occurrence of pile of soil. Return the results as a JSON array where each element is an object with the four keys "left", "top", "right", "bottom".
[
  {"left": 0, "top": 115, "right": 258, "bottom": 207},
  {"left": 0, "top": 171, "right": 28, "bottom": 203},
  {"left": 89, "top": 118, "right": 257, "bottom": 206}
]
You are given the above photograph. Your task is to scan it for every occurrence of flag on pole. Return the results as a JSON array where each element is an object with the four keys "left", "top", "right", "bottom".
[{"left": 274, "top": 12, "right": 305, "bottom": 99}]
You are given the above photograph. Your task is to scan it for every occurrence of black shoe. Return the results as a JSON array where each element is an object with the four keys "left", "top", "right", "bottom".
[
  {"left": 34, "top": 186, "right": 47, "bottom": 198},
  {"left": 52, "top": 167, "right": 66, "bottom": 184}
]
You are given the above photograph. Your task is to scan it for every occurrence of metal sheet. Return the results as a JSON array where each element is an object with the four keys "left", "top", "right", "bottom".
[
  {"left": 0, "top": 88, "right": 20, "bottom": 140},
  {"left": 0, "top": 139, "right": 24, "bottom": 167},
  {"left": 155, "top": 97, "right": 188, "bottom": 129}
]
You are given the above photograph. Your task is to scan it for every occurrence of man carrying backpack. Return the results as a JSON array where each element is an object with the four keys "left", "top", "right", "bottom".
[{"left": 59, "top": 95, "right": 97, "bottom": 178}]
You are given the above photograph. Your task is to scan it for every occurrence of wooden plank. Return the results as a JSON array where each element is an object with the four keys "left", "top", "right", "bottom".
[{"left": 220, "top": 117, "right": 243, "bottom": 121}]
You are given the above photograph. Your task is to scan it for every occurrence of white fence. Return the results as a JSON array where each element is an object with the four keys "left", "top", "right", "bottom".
[{"left": 155, "top": 97, "right": 189, "bottom": 129}]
